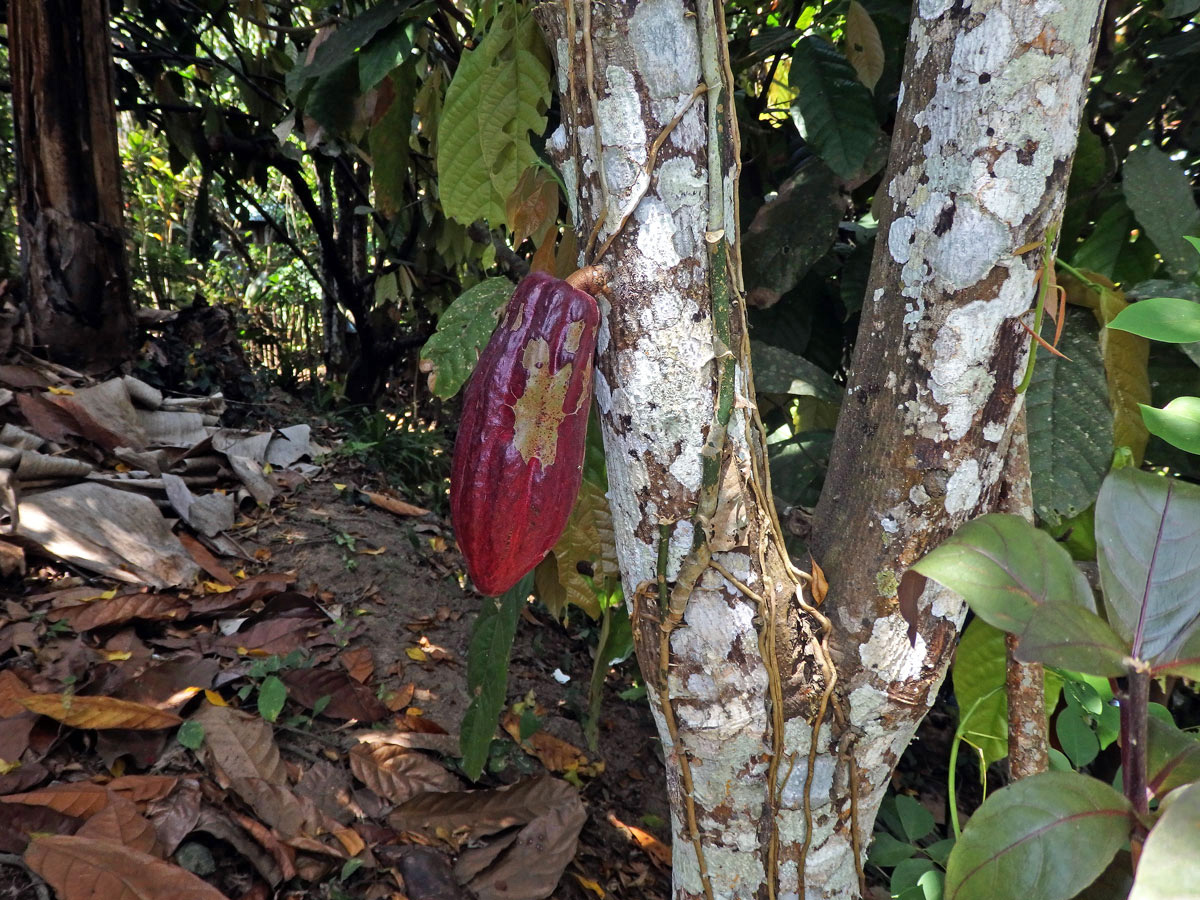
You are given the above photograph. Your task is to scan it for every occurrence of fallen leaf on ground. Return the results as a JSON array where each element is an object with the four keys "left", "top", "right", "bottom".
[
  {"left": 281, "top": 667, "right": 389, "bottom": 722},
  {"left": 1, "top": 782, "right": 113, "bottom": 818},
  {"left": 501, "top": 713, "right": 603, "bottom": 777},
  {"left": 26, "top": 834, "right": 230, "bottom": 900},
  {"left": 76, "top": 795, "right": 161, "bottom": 856},
  {"left": 606, "top": 812, "right": 670, "bottom": 869},
  {"left": 19, "top": 694, "right": 182, "bottom": 730},
  {"left": 349, "top": 743, "right": 461, "bottom": 806},
  {"left": 362, "top": 490, "right": 430, "bottom": 518},
  {"left": 190, "top": 702, "right": 287, "bottom": 787}
]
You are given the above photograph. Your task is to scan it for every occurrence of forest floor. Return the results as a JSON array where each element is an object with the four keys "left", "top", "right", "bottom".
[{"left": 0, "top": 387, "right": 673, "bottom": 900}]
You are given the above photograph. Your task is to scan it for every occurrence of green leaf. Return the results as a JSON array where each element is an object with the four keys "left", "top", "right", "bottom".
[
  {"left": 177, "top": 720, "right": 205, "bottom": 751},
  {"left": 912, "top": 514, "right": 1094, "bottom": 634},
  {"left": 742, "top": 162, "right": 843, "bottom": 308},
  {"left": 1071, "top": 203, "right": 1135, "bottom": 280},
  {"left": 288, "top": 0, "right": 417, "bottom": 91},
  {"left": 371, "top": 65, "right": 416, "bottom": 218},
  {"left": 1108, "top": 297, "right": 1200, "bottom": 344},
  {"left": 892, "top": 857, "right": 943, "bottom": 900},
  {"left": 952, "top": 618, "right": 1063, "bottom": 768},
  {"left": 868, "top": 831, "right": 918, "bottom": 867},
  {"left": 1147, "top": 715, "right": 1200, "bottom": 798},
  {"left": 895, "top": 794, "right": 935, "bottom": 842},
  {"left": 1026, "top": 308, "right": 1113, "bottom": 526},
  {"left": 1055, "top": 705, "right": 1100, "bottom": 768},
  {"left": 788, "top": 35, "right": 881, "bottom": 180},
  {"left": 357, "top": 24, "right": 414, "bottom": 93},
  {"left": 1015, "top": 603, "right": 1131, "bottom": 677},
  {"left": 437, "top": 7, "right": 551, "bottom": 224},
  {"left": 767, "top": 430, "right": 833, "bottom": 510},
  {"left": 1141, "top": 396, "right": 1200, "bottom": 455},
  {"left": 1129, "top": 782, "right": 1200, "bottom": 900},
  {"left": 1122, "top": 145, "right": 1200, "bottom": 279},
  {"left": 257, "top": 675, "right": 288, "bottom": 723},
  {"left": 1040, "top": 505, "right": 1097, "bottom": 561},
  {"left": 750, "top": 340, "right": 842, "bottom": 403},
  {"left": 419, "top": 278, "right": 514, "bottom": 399},
  {"left": 459, "top": 573, "right": 532, "bottom": 781},
  {"left": 1094, "top": 468, "right": 1200, "bottom": 662},
  {"left": 1094, "top": 287, "right": 1151, "bottom": 464},
  {"left": 944, "top": 772, "right": 1131, "bottom": 900}
]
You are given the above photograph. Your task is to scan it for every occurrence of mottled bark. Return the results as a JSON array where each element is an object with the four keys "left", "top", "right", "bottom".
[
  {"left": 810, "top": 0, "right": 1102, "bottom": 888},
  {"left": 539, "top": 0, "right": 1101, "bottom": 896},
  {"left": 10, "top": 0, "right": 136, "bottom": 370}
]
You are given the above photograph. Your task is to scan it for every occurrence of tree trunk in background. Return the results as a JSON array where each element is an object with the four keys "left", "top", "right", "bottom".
[
  {"left": 10, "top": 0, "right": 135, "bottom": 370},
  {"left": 541, "top": 0, "right": 1103, "bottom": 895},
  {"left": 809, "top": 0, "right": 1102, "bottom": 890}
]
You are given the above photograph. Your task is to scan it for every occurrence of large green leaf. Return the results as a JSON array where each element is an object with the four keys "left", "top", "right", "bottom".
[
  {"left": 944, "top": 772, "right": 1131, "bottom": 900},
  {"left": 1026, "top": 308, "right": 1113, "bottom": 526},
  {"left": 1095, "top": 468, "right": 1200, "bottom": 662},
  {"left": 1142, "top": 396, "right": 1200, "bottom": 455},
  {"left": 912, "top": 514, "right": 1094, "bottom": 634},
  {"left": 419, "top": 278, "right": 514, "bottom": 399},
  {"left": 1129, "top": 782, "right": 1200, "bottom": 900},
  {"left": 767, "top": 430, "right": 832, "bottom": 509},
  {"left": 1122, "top": 145, "right": 1200, "bottom": 279},
  {"left": 1015, "top": 602, "right": 1130, "bottom": 677},
  {"left": 459, "top": 573, "right": 532, "bottom": 781},
  {"left": 952, "top": 619, "right": 1062, "bottom": 768},
  {"left": 1147, "top": 715, "right": 1200, "bottom": 798},
  {"left": 750, "top": 340, "right": 842, "bottom": 403},
  {"left": 1094, "top": 287, "right": 1151, "bottom": 463},
  {"left": 437, "top": 7, "right": 551, "bottom": 225},
  {"left": 1108, "top": 296, "right": 1200, "bottom": 343},
  {"left": 788, "top": 35, "right": 881, "bottom": 180},
  {"left": 371, "top": 65, "right": 416, "bottom": 217}
]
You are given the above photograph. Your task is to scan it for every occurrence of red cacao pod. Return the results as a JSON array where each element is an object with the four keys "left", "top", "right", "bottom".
[{"left": 451, "top": 272, "right": 600, "bottom": 596}]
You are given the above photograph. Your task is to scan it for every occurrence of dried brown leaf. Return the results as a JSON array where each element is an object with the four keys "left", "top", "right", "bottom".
[
  {"left": 76, "top": 795, "right": 161, "bottom": 856},
  {"left": 228, "top": 776, "right": 329, "bottom": 840},
  {"left": 1, "top": 782, "right": 112, "bottom": 818},
  {"left": 19, "top": 694, "right": 183, "bottom": 730},
  {"left": 389, "top": 775, "right": 581, "bottom": 844},
  {"left": 0, "top": 669, "right": 32, "bottom": 717},
  {"left": 0, "top": 802, "right": 80, "bottom": 853},
  {"left": 500, "top": 713, "right": 601, "bottom": 777},
  {"left": 178, "top": 533, "right": 238, "bottom": 587},
  {"left": 339, "top": 646, "right": 375, "bottom": 684},
  {"left": 190, "top": 703, "right": 286, "bottom": 787},
  {"left": 281, "top": 668, "right": 389, "bottom": 722},
  {"left": 363, "top": 490, "right": 430, "bottom": 518},
  {"left": 25, "top": 834, "right": 229, "bottom": 900},
  {"left": 349, "top": 743, "right": 460, "bottom": 806},
  {"left": 104, "top": 775, "right": 179, "bottom": 805},
  {"left": 52, "top": 593, "right": 188, "bottom": 632}
]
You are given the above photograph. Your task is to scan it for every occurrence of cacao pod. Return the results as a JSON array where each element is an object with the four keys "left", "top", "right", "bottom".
[{"left": 451, "top": 272, "right": 600, "bottom": 596}]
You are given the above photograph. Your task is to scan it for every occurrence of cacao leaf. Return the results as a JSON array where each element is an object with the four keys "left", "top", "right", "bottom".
[
  {"left": 51, "top": 592, "right": 189, "bottom": 632},
  {"left": 281, "top": 667, "right": 390, "bottom": 721},
  {"left": 750, "top": 340, "right": 842, "bottom": 403},
  {"left": 536, "top": 477, "right": 617, "bottom": 621},
  {"left": 1129, "top": 782, "right": 1200, "bottom": 900},
  {"left": 420, "top": 278, "right": 514, "bottom": 399},
  {"left": 437, "top": 6, "right": 551, "bottom": 225},
  {"left": 843, "top": 1, "right": 884, "bottom": 90},
  {"left": 506, "top": 167, "right": 559, "bottom": 248},
  {"left": 944, "top": 772, "right": 1130, "bottom": 900},
  {"left": 459, "top": 574, "right": 531, "bottom": 781},
  {"left": 1091, "top": 286, "right": 1151, "bottom": 462},
  {"left": 18, "top": 694, "right": 182, "bottom": 731},
  {"left": 788, "top": 35, "right": 881, "bottom": 180},
  {"left": 348, "top": 742, "right": 460, "bottom": 804},
  {"left": 76, "top": 796, "right": 160, "bottom": 857},
  {"left": 189, "top": 702, "right": 287, "bottom": 787},
  {"left": 26, "top": 834, "right": 228, "bottom": 900},
  {"left": 1026, "top": 307, "right": 1112, "bottom": 525},
  {"left": 371, "top": 65, "right": 416, "bottom": 217},
  {"left": 1, "top": 783, "right": 112, "bottom": 819},
  {"left": 1122, "top": 145, "right": 1200, "bottom": 278}
]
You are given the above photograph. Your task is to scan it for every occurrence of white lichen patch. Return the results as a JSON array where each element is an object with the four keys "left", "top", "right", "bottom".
[
  {"left": 983, "top": 420, "right": 1005, "bottom": 442},
  {"left": 628, "top": 0, "right": 701, "bottom": 101},
  {"left": 944, "top": 458, "right": 982, "bottom": 515},
  {"left": 928, "top": 580, "right": 967, "bottom": 621},
  {"left": 634, "top": 197, "right": 683, "bottom": 269},
  {"left": 858, "top": 615, "right": 928, "bottom": 681},
  {"left": 658, "top": 156, "right": 707, "bottom": 213}
]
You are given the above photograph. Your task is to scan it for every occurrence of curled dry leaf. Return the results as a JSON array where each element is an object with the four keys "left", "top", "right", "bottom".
[
  {"left": 26, "top": 834, "right": 230, "bottom": 900},
  {"left": 606, "top": 811, "right": 670, "bottom": 869},
  {"left": 227, "top": 776, "right": 331, "bottom": 840},
  {"left": 190, "top": 703, "right": 287, "bottom": 788},
  {"left": 500, "top": 713, "right": 602, "bottom": 777},
  {"left": 349, "top": 743, "right": 461, "bottom": 806},
  {"left": 19, "top": 694, "right": 183, "bottom": 730}
]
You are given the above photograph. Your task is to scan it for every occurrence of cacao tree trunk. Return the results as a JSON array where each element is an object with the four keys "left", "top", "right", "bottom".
[
  {"left": 10, "top": 0, "right": 136, "bottom": 370},
  {"left": 539, "top": 0, "right": 1103, "bottom": 897}
]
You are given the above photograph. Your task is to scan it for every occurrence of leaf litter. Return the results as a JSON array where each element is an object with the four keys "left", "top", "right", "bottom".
[{"left": 0, "top": 361, "right": 669, "bottom": 900}]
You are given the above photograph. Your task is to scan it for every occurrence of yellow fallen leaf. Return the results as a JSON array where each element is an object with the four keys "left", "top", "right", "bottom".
[
  {"left": 19, "top": 694, "right": 182, "bottom": 730},
  {"left": 358, "top": 546, "right": 386, "bottom": 556},
  {"left": 407, "top": 707, "right": 423, "bottom": 716},
  {"left": 405, "top": 648, "right": 427, "bottom": 662},
  {"left": 204, "top": 690, "right": 228, "bottom": 707},
  {"left": 574, "top": 874, "right": 605, "bottom": 898},
  {"left": 202, "top": 581, "right": 233, "bottom": 593},
  {"left": 0, "top": 759, "right": 20, "bottom": 775},
  {"left": 47, "top": 386, "right": 74, "bottom": 395},
  {"left": 101, "top": 651, "right": 132, "bottom": 662}
]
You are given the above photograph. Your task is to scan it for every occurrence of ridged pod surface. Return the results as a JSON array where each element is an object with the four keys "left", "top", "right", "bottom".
[{"left": 451, "top": 272, "right": 600, "bottom": 595}]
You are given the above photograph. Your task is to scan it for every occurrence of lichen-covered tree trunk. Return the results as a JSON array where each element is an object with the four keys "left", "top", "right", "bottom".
[
  {"left": 539, "top": 0, "right": 1102, "bottom": 897},
  {"left": 10, "top": 0, "right": 136, "bottom": 370}
]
